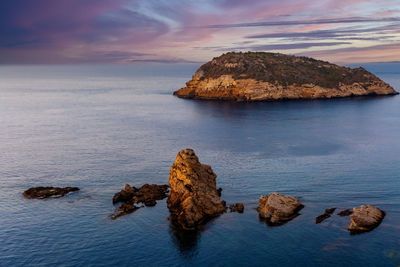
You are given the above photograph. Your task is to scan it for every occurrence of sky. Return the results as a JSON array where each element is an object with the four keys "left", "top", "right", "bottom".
[{"left": 1, "top": 0, "right": 400, "bottom": 64}]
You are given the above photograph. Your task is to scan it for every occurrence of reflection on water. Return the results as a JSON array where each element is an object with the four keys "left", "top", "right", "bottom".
[{"left": 169, "top": 223, "right": 200, "bottom": 257}]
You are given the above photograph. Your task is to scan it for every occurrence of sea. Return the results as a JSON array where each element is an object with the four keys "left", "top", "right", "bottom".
[{"left": 0, "top": 62, "right": 399, "bottom": 266}]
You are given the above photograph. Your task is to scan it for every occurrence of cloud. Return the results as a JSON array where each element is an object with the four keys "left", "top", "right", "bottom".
[
  {"left": 204, "top": 17, "right": 400, "bottom": 28},
  {"left": 296, "top": 42, "right": 400, "bottom": 63},
  {"left": 246, "top": 24, "right": 400, "bottom": 39},
  {"left": 130, "top": 58, "right": 201, "bottom": 64},
  {"left": 196, "top": 42, "right": 351, "bottom": 52},
  {"left": 0, "top": 0, "right": 400, "bottom": 63}
]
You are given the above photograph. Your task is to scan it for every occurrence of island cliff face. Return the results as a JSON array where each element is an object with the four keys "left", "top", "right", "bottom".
[{"left": 174, "top": 52, "right": 398, "bottom": 101}]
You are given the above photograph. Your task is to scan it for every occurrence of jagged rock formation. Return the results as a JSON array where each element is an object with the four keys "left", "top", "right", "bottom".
[
  {"left": 23, "top": 186, "right": 79, "bottom": 199},
  {"left": 174, "top": 52, "right": 398, "bottom": 101},
  {"left": 348, "top": 205, "right": 385, "bottom": 234},
  {"left": 257, "top": 192, "right": 304, "bottom": 225},
  {"left": 111, "top": 184, "right": 169, "bottom": 219},
  {"left": 315, "top": 208, "right": 336, "bottom": 224},
  {"left": 167, "top": 148, "right": 226, "bottom": 230}
]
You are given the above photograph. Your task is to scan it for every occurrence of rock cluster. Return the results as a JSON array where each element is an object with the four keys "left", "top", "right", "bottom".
[
  {"left": 111, "top": 183, "right": 169, "bottom": 219},
  {"left": 23, "top": 186, "right": 79, "bottom": 199},
  {"left": 348, "top": 205, "right": 385, "bottom": 234},
  {"left": 257, "top": 192, "right": 304, "bottom": 225},
  {"left": 21, "top": 151, "right": 387, "bottom": 235},
  {"left": 167, "top": 148, "right": 226, "bottom": 230},
  {"left": 174, "top": 52, "right": 398, "bottom": 101},
  {"left": 229, "top": 203, "right": 244, "bottom": 213}
]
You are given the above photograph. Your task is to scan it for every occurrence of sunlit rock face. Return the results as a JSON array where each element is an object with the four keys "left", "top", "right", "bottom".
[
  {"left": 257, "top": 192, "right": 304, "bottom": 225},
  {"left": 167, "top": 148, "right": 226, "bottom": 230},
  {"left": 348, "top": 205, "right": 385, "bottom": 234},
  {"left": 174, "top": 52, "right": 398, "bottom": 101}
]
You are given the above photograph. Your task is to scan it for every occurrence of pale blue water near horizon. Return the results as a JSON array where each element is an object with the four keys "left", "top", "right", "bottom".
[{"left": 0, "top": 62, "right": 399, "bottom": 266}]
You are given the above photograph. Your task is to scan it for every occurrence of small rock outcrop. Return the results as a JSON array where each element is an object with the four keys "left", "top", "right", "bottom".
[
  {"left": 174, "top": 52, "right": 398, "bottom": 101},
  {"left": 229, "top": 203, "right": 244, "bottom": 213},
  {"left": 167, "top": 148, "right": 226, "bottom": 230},
  {"left": 111, "top": 183, "right": 169, "bottom": 219},
  {"left": 348, "top": 205, "right": 385, "bottom": 234},
  {"left": 337, "top": 209, "right": 353, "bottom": 216},
  {"left": 315, "top": 208, "right": 336, "bottom": 224},
  {"left": 23, "top": 186, "right": 79, "bottom": 199},
  {"left": 111, "top": 203, "right": 142, "bottom": 220},
  {"left": 112, "top": 184, "right": 169, "bottom": 205},
  {"left": 257, "top": 192, "right": 304, "bottom": 225}
]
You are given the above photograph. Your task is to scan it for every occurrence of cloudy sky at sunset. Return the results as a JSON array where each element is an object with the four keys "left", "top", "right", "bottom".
[{"left": 1, "top": 0, "right": 400, "bottom": 64}]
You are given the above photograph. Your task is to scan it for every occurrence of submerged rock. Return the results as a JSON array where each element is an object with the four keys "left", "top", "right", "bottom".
[
  {"left": 111, "top": 203, "right": 142, "bottom": 220},
  {"left": 23, "top": 186, "right": 79, "bottom": 199},
  {"left": 348, "top": 205, "right": 385, "bottom": 234},
  {"left": 174, "top": 52, "right": 398, "bottom": 101},
  {"left": 111, "top": 183, "right": 168, "bottom": 219},
  {"left": 167, "top": 148, "right": 226, "bottom": 230},
  {"left": 229, "top": 203, "right": 244, "bottom": 213},
  {"left": 337, "top": 209, "right": 353, "bottom": 216},
  {"left": 257, "top": 192, "right": 304, "bottom": 225},
  {"left": 315, "top": 208, "right": 336, "bottom": 224}
]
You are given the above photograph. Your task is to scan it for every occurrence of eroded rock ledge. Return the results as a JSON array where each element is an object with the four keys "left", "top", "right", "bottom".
[
  {"left": 23, "top": 186, "right": 79, "bottom": 199},
  {"left": 167, "top": 148, "right": 226, "bottom": 230},
  {"left": 174, "top": 52, "right": 398, "bottom": 101}
]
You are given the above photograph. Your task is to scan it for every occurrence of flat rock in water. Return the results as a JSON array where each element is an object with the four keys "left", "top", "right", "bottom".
[
  {"left": 112, "top": 183, "right": 169, "bottom": 204},
  {"left": 348, "top": 205, "right": 385, "bottom": 234},
  {"left": 111, "top": 183, "right": 168, "bottom": 219},
  {"left": 167, "top": 148, "right": 226, "bottom": 230},
  {"left": 23, "top": 186, "right": 79, "bottom": 199},
  {"left": 257, "top": 192, "right": 304, "bottom": 225},
  {"left": 337, "top": 209, "right": 353, "bottom": 216},
  {"left": 111, "top": 203, "right": 142, "bottom": 220}
]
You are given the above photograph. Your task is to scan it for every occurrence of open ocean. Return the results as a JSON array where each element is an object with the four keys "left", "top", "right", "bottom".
[{"left": 0, "top": 63, "right": 399, "bottom": 266}]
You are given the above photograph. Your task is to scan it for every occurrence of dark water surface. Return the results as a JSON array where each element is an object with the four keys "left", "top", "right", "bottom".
[{"left": 0, "top": 63, "right": 399, "bottom": 266}]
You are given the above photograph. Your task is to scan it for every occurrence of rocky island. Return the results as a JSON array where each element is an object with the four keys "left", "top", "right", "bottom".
[{"left": 174, "top": 52, "right": 398, "bottom": 101}]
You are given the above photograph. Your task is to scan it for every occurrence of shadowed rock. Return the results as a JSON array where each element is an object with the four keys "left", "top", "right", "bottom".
[
  {"left": 337, "top": 209, "right": 353, "bottom": 216},
  {"left": 229, "top": 203, "right": 244, "bottom": 213},
  {"left": 112, "top": 184, "right": 169, "bottom": 205},
  {"left": 167, "top": 148, "right": 226, "bottom": 230},
  {"left": 257, "top": 192, "right": 304, "bottom": 225},
  {"left": 111, "top": 183, "right": 168, "bottom": 219},
  {"left": 23, "top": 187, "right": 79, "bottom": 199},
  {"left": 348, "top": 205, "right": 385, "bottom": 234},
  {"left": 316, "top": 208, "right": 336, "bottom": 224}
]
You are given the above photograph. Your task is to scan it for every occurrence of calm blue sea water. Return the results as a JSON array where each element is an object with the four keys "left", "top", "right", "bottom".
[{"left": 0, "top": 63, "right": 399, "bottom": 266}]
